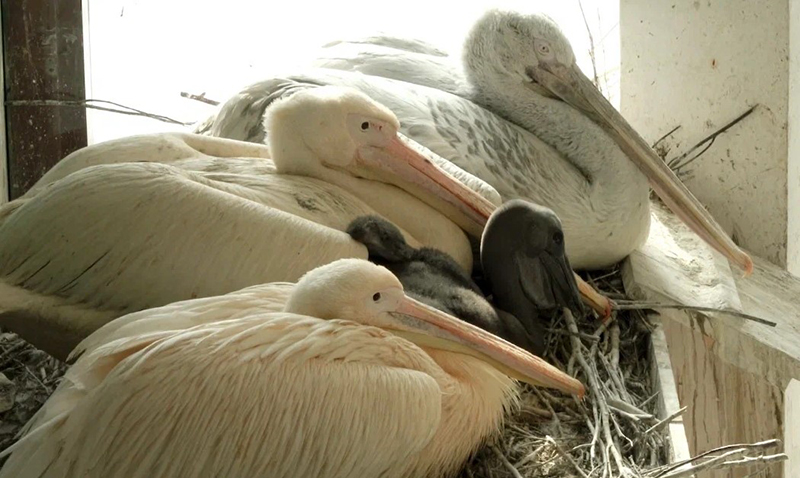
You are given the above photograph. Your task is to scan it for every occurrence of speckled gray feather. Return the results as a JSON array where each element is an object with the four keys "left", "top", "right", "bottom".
[{"left": 196, "top": 64, "right": 649, "bottom": 271}]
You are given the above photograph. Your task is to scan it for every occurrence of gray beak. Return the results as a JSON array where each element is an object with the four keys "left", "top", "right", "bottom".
[{"left": 517, "top": 253, "right": 584, "bottom": 318}]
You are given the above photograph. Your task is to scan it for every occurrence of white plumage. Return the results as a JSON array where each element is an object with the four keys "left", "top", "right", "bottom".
[
  {"left": 0, "top": 87, "right": 502, "bottom": 359},
  {"left": 0, "top": 259, "right": 583, "bottom": 478},
  {"left": 199, "top": 9, "right": 751, "bottom": 275}
]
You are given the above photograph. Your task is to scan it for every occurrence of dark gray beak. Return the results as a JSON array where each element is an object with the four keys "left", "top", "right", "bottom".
[{"left": 517, "top": 253, "right": 585, "bottom": 318}]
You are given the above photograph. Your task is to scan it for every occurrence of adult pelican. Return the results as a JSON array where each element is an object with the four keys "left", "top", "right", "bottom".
[
  {"left": 0, "top": 87, "right": 495, "bottom": 359},
  {"left": 0, "top": 86, "right": 604, "bottom": 360},
  {"left": 197, "top": 10, "right": 752, "bottom": 276},
  {"left": 0, "top": 259, "right": 584, "bottom": 478}
]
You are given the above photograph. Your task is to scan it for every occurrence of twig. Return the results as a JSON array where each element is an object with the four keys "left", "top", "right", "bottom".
[
  {"left": 577, "top": 0, "right": 601, "bottom": 92},
  {"left": 657, "top": 450, "right": 786, "bottom": 478},
  {"left": 547, "top": 435, "right": 590, "bottom": 478},
  {"left": 0, "top": 341, "right": 27, "bottom": 369},
  {"left": 721, "top": 453, "right": 787, "bottom": 468},
  {"left": 612, "top": 301, "right": 777, "bottom": 327},
  {"left": 606, "top": 398, "right": 653, "bottom": 419},
  {"left": 667, "top": 105, "right": 758, "bottom": 172},
  {"left": 5, "top": 98, "right": 194, "bottom": 125},
  {"left": 652, "top": 125, "right": 682, "bottom": 149},
  {"left": 653, "top": 439, "right": 780, "bottom": 477},
  {"left": 642, "top": 406, "right": 686, "bottom": 437},
  {"left": 531, "top": 386, "right": 562, "bottom": 434},
  {"left": 491, "top": 445, "right": 524, "bottom": 478},
  {"left": 180, "top": 91, "right": 221, "bottom": 106}
]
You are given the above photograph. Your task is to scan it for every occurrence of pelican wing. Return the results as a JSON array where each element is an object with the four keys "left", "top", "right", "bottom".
[
  {"left": 71, "top": 282, "right": 294, "bottom": 359},
  {"left": 26, "top": 133, "right": 274, "bottom": 197},
  {"left": 313, "top": 38, "right": 469, "bottom": 97},
  {"left": 0, "top": 314, "right": 443, "bottom": 478},
  {"left": 0, "top": 162, "right": 367, "bottom": 351}
]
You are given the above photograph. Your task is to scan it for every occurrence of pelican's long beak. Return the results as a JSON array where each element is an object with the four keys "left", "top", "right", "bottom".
[
  {"left": 391, "top": 295, "right": 585, "bottom": 397},
  {"left": 527, "top": 63, "right": 753, "bottom": 277},
  {"left": 356, "top": 135, "right": 495, "bottom": 237},
  {"left": 361, "top": 134, "right": 611, "bottom": 317}
]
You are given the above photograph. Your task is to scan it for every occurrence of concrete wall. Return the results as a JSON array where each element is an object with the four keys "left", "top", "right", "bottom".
[
  {"left": 790, "top": 0, "right": 800, "bottom": 275},
  {"left": 621, "top": 0, "right": 791, "bottom": 269}
]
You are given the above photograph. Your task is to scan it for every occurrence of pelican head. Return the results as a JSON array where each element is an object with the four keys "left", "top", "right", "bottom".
[
  {"left": 464, "top": 9, "right": 574, "bottom": 101},
  {"left": 481, "top": 199, "right": 583, "bottom": 320},
  {"left": 264, "top": 86, "right": 495, "bottom": 236},
  {"left": 464, "top": 9, "right": 753, "bottom": 276},
  {"left": 285, "top": 258, "right": 585, "bottom": 396}
]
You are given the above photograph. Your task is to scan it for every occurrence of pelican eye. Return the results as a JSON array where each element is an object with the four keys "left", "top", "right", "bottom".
[
  {"left": 372, "top": 292, "right": 381, "bottom": 301},
  {"left": 553, "top": 231, "right": 564, "bottom": 245},
  {"left": 361, "top": 121, "right": 370, "bottom": 130}
]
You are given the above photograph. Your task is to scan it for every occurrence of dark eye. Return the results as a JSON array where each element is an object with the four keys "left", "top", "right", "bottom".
[
  {"left": 361, "top": 122, "right": 370, "bottom": 130},
  {"left": 552, "top": 231, "right": 563, "bottom": 245},
  {"left": 536, "top": 41, "right": 552, "bottom": 55},
  {"left": 372, "top": 292, "right": 381, "bottom": 301}
]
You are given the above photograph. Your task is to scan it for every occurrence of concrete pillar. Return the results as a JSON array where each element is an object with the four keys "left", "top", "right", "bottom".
[
  {"left": 789, "top": 0, "right": 800, "bottom": 276},
  {"left": 620, "top": 0, "right": 791, "bottom": 270},
  {"left": 786, "top": 379, "right": 800, "bottom": 477}
]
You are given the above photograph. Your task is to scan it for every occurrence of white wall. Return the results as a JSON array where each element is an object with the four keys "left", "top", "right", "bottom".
[
  {"left": 621, "top": 0, "right": 790, "bottom": 268},
  {"left": 789, "top": 0, "right": 800, "bottom": 275}
]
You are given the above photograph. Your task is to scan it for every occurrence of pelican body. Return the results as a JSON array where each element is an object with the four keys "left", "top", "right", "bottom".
[
  {"left": 0, "top": 87, "right": 499, "bottom": 360},
  {"left": 0, "top": 259, "right": 583, "bottom": 478},
  {"left": 197, "top": 9, "right": 751, "bottom": 276}
]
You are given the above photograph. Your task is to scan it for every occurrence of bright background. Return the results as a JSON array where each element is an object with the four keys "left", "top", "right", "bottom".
[{"left": 83, "top": 0, "right": 620, "bottom": 144}]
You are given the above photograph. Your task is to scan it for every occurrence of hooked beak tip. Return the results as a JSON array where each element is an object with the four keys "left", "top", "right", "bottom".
[{"left": 742, "top": 255, "right": 754, "bottom": 278}]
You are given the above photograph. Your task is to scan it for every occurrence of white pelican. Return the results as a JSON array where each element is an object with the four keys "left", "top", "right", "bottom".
[
  {"left": 0, "top": 87, "right": 487, "bottom": 356},
  {"left": 197, "top": 10, "right": 752, "bottom": 277},
  {"left": 0, "top": 259, "right": 584, "bottom": 478},
  {"left": 0, "top": 86, "right": 604, "bottom": 360}
]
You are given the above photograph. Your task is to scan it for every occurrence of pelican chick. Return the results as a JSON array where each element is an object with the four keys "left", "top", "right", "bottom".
[{"left": 347, "top": 202, "right": 582, "bottom": 355}]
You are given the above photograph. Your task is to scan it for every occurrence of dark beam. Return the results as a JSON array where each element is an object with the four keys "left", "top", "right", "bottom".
[{"left": 2, "top": 0, "right": 87, "bottom": 199}]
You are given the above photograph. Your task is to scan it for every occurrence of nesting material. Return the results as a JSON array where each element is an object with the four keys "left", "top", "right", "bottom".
[
  {"left": 460, "top": 267, "right": 667, "bottom": 477},
  {"left": 459, "top": 267, "right": 785, "bottom": 478},
  {"left": 0, "top": 332, "right": 66, "bottom": 454},
  {"left": 0, "top": 269, "right": 785, "bottom": 476}
]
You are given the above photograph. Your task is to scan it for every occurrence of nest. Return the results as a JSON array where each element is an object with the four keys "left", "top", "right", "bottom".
[
  {"left": 0, "top": 268, "right": 786, "bottom": 476},
  {"left": 459, "top": 267, "right": 668, "bottom": 478},
  {"left": 0, "top": 332, "right": 66, "bottom": 454}
]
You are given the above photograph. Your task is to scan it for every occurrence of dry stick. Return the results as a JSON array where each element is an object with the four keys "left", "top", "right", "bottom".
[
  {"left": 607, "top": 405, "right": 644, "bottom": 423},
  {"left": 607, "top": 398, "right": 653, "bottom": 419},
  {"left": 642, "top": 407, "right": 687, "bottom": 437},
  {"left": 651, "top": 125, "right": 682, "bottom": 149},
  {"left": 5, "top": 98, "right": 194, "bottom": 125},
  {"left": 491, "top": 445, "right": 524, "bottom": 478},
  {"left": 577, "top": 0, "right": 602, "bottom": 91},
  {"left": 564, "top": 310, "right": 629, "bottom": 475},
  {"left": 657, "top": 450, "right": 786, "bottom": 478},
  {"left": 652, "top": 439, "right": 780, "bottom": 478},
  {"left": 721, "top": 453, "right": 788, "bottom": 468},
  {"left": 610, "top": 322, "right": 620, "bottom": 369},
  {"left": 639, "top": 391, "right": 660, "bottom": 410},
  {"left": 667, "top": 104, "right": 758, "bottom": 172},
  {"left": 180, "top": 91, "right": 221, "bottom": 106},
  {"left": 599, "top": 351, "right": 630, "bottom": 403},
  {"left": 612, "top": 302, "right": 777, "bottom": 327},
  {"left": 513, "top": 443, "right": 547, "bottom": 469},
  {"left": 531, "top": 386, "right": 563, "bottom": 434},
  {"left": 627, "top": 406, "right": 687, "bottom": 455},
  {"left": 547, "top": 435, "right": 590, "bottom": 478}
]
